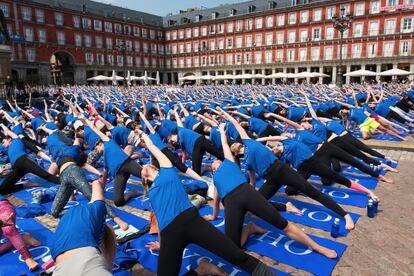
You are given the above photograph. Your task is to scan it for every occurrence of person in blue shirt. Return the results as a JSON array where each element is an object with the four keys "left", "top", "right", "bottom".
[
  {"left": 221, "top": 109, "right": 356, "bottom": 231},
  {"left": 138, "top": 131, "right": 276, "bottom": 276},
  {"left": 0, "top": 124, "right": 59, "bottom": 195},
  {"left": 233, "top": 111, "right": 281, "bottom": 138},
  {"left": 51, "top": 180, "right": 115, "bottom": 276},
  {"left": 205, "top": 123, "right": 337, "bottom": 259},
  {"left": 167, "top": 109, "right": 224, "bottom": 175}
]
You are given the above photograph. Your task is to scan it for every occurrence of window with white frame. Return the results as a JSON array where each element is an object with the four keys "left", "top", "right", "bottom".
[
  {"left": 312, "top": 28, "right": 320, "bottom": 41},
  {"left": 326, "top": 26, "right": 334, "bottom": 40},
  {"left": 38, "top": 29, "right": 46, "bottom": 43},
  {"left": 186, "top": 43, "right": 191, "bottom": 53},
  {"left": 106, "top": 38, "right": 113, "bottom": 50},
  {"left": 187, "top": 57, "right": 192, "bottom": 67},
  {"left": 227, "top": 22, "right": 234, "bottom": 32},
  {"left": 0, "top": 3, "right": 10, "bottom": 17},
  {"left": 402, "top": 18, "right": 413, "bottom": 33},
  {"left": 84, "top": 35, "right": 91, "bottom": 47},
  {"left": 256, "top": 17, "right": 263, "bottom": 29},
  {"left": 201, "top": 41, "right": 207, "bottom": 51},
  {"left": 96, "top": 36, "right": 102, "bottom": 49},
  {"left": 288, "top": 12, "right": 296, "bottom": 24},
  {"left": 104, "top": 22, "right": 112, "bottom": 32},
  {"left": 300, "top": 10, "right": 308, "bottom": 23},
  {"left": 150, "top": 30, "right": 155, "bottom": 39},
  {"left": 193, "top": 27, "right": 199, "bottom": 37},
  {"left": 266, "top": 33, "right": 273, "bottom": 45},
  {"left": 179, "top": 30, "right": 184, "bottom": 39},
  {"left": 368, "top": 21, "right": 379, "bottom": 36},
  {"left": 107, "top": 54, "right": 114, "bottom": 65},
  {"left": 246, "top": 19, "right": 253, "bottom": 30},
  {"left": 127, "top": 56, "right": 133, "bottom": 67},
  {"left": 338, "top": 45, "right": 347, "bottom": 58},
  {"left": 255, "top": 34, "right": 262, "bottom": 46},
  {"left": 246, "top": 35, "right": 252, "bottom": 47},
  {"left": 209, "top": 25, "right": 215, "bottom": 34},
  {"left": 218, "top": 23, "right": 224, "bottom": 33},
  {"left": 135, "top": 56, "right": 141, "bottom": 67},
  {"left": 367, "top": 43, "right": 377, "bottom": 57},
  {"left": 312, "top": 9, "right": 321, "bottom": 21},
  {"left": 382, "top": 41, "right": 394, "bottom": 57},
  {"left": 266, "top": 16, "right": 274, "bottom": 28},
  {"left": 24, "top": 27, "right": 33, "bottom": 42},
  {"left": 226, "top": 54, "right": 233, "bottom": 65},
  {"left": 311, "top": 47, "right": 320, "bottom": 60},
  {"left": 255, "top": 51, "right": 262, "bottom": 64},
  {"left": 370, "top": 1, "right": 380, "bottom": 14},
  {"left": 218, "top": 39, "right": 224, "bottom": 49},
  {"left": 21, "top": 7, "right": 32, "bottom": 21},
  {"left": 236, "top": 53, "right": 242, "bottom": 64},
  {"left": 97, "top": 53, "right": 104, "bottom": 65},
  {"left": 400, "top": 40, "right": 411, "bottom": 55},
  {"left": 171, "top": 31, "right": 177, "bottom": 40},
  {"left": 201, "top": 26, "right": 207, "bottom": 36},
  {"left": 144, "top": 57, "right": 149, "bottom": 67},
  {"left": 194, "top": 41, "right": 199, "bottom": 52},
  {"left": 265, "top": 51, "right": 273, "bottom": 63},
  {"left": 324, "top": 46, "right": 333, "bottom": 59},
  {"left": 227, "top": 38, "right": 233, "bottom": 48},
  {"left": 299, "top": 48, "right": 307, "bottom": 61},
  {"left": 288, "top": 30, "right": 296, "bottom": 43},
  {"left": 353, "top": 23, "right": 363, "bottom": 37},
  {"left": 276, "top": 32, "right": 284, "bottom": 44},
  {"left": 151, "top": 58, "right": 156, "bottom": 68},
  {"left": 244, "top": 53, "right": 251, "bottom": 63},
  {"left": 276, "top": 50, "right": 283, "bottom": 62},
  {"left": 193, "top": 56, "right": 199, "bottom": 66},
  {"left": 236, "top": 20, "right": 243, "bottom": 32},
  {"left": 387, "top": 0, "right": 397, "bottom": 6},
  {"left": 355, "top": 2, "right": 365, "bottom": 16},
  {"left": 94, "top": 20, "right": 102, "bottom": 31},
  {"left": 287, "top": 49, "right": 295, "bottom": 62},
  {"left": 179, "top": 43, "right": 184, "bottom": 54},
  {"left": 179, "top": 58, "right": 184, "bottom": 68},
  {"left": 134, "top": 41, "right": 140, "bottom": 52},
  {"left": 209, "top": 40, "right": 215, "bottom": 50},
  {"left": 300, "top": 29, "right": 308, "bottom": 42},
  {"left": 74, "top": 33, "right": 82, "bottom": 47},
  {"left": 82, "top": 18, "right": 92, "bottom": 30},
  {"left": 277, "top": 14, "right": 284, "bottom": 26},
  {"left": 352, "top": 43, "right": 362, "bottom": 58},
  {"left": 326, "top": 6, "right": 336, "bottom": 19},
  {"left": 85, "top": 53, "right": 94, "bottom": 65},
  {"left": 26, "top": 48, "right": 36, "bottom": 62},
  {"left": 201, "top": 56, "right": 206, "bottom": 66},
  {"left": 385, "top": 19, "right": 396, "bottom": 34},
  {"left": 114, "top": 23, "right": 122, "bottom": 34},
  {"left": 117, "top": 55, "right": 124, "bottom": 66},
  {"left": 340, "top": 4, "right": 350, "bottom": 15},
  {"left": 186, "top": 28, "right": 191, "bottom": 38},
  {"left": 143, "top": 42, "right": 148, "bottom": 53},
  {"left": 236, "top": 36, "right": 242, "bottom": 48},
  {"left": 55, "top": 12, "right": 63, "bottom": 26},
  {"left": 142, "top": 28, "right": 147, "bottom": 38},
  {"left": 35, "top": 9, "right": 44, "bottom": 23}
]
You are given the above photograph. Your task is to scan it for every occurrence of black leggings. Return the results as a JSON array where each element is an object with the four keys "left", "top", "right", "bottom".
[
  {"left": 113, "top": 158, "right": 142, "bottom": 206},
  {"left": 259, "top": 125, "right": 281, "bottom": 138},
  {"left": 0, "top": 155, "right": 60, "bottom": 195},
  {"left": 341, "top": 133, "right": 385, "bottom": 159},
  {"left": 158, "top": 207, "right": 274, "bottom": 276},
  {"left": 298, "top": 157, "right": 352, "bottom": 187},
  {"left": 223, "top": 183, "right": 288, "bottom": 247},
  {"left": 21, "top": 136, "right": 42, "bottom": 154},
  {"left": 152, "top": 148, "right": 188, "bottom": 173},
  {"left": 386, "top": 110, "right": 408, "bottom": 125},
  {"left": 331, "top": 136, "right": 380, "bottom": 166},
  {"left": 192, "top": 137, "right": 224, "bottom": 175},
  {"left": 315, "top": 142, "right": 379, "bottom": 177},
  {"left": 258, "top": 161, "right": 347, "bottom": 217}
]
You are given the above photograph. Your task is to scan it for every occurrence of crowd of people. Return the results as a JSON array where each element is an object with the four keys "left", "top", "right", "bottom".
[{"left": 0, "top": 82, "right": 413, "bottom": 275}]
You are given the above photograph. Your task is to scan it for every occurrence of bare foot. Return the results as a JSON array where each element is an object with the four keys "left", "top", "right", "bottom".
[
  {"left": 286, "top": 202, "right": 304, "bottom": 216},
  {"left": 379, "top": 175, "right": 394, "bottom": 184},
  {"left": 23, "top": 232, "right": 41, "bottom": 247},
  {"left": 314, "top": 246, "right": 337, "bottom": 259},
  {"left": 25, "top": 258, "right": 39, "bottom": 272},
  {"left": 113, "top": 217, "right": 129, "bottom": 231},
  {"left": 381, "top": 164, "right": 399, "bottom": 173},
  {"left": 195, "top": 258, "right": 228, "bottom": 276},
  {"left": 145, "top": 241, "right": 160, "bottom": 251},
  {"left": 246, "top": 221, "right": 267, "bottom": 235},
  {"left": 344, "top": 214, "right": 355, "bottom": 231}
]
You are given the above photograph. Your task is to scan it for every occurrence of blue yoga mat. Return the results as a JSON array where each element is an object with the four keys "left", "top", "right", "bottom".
[
  {"left": 309, "top": 174, "right": 378, "bottom": 190},
  {"left": 351, "top": 130, "right": 407, "bottom": 141},
  {"left": 271, "top": 196, "right": 360, "bottom": 236},
  {"left": 198, "top": 206, "right": 346, "bottom": 275},
  {"left": 0, "top": 218, "right": 54, "bottom": 276},
  {"left": 278, "top": 184, "right": 369, "bottom": 208}
]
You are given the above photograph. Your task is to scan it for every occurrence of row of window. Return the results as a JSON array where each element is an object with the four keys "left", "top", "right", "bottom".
[
  {"left": 166, "top": 18, "right": 413, "bottom": 55},
  {"left": 165, "top": 41, "right": 412, "bottom": 68},
  {"left": 0, "top": 3, "right": 163, "bottom": 40},
  {"left": 85, "top": 53, "right": 162, "bottom": 68},
  {"left": 166, "top": 0, "right": 414, "bottom": 41}
]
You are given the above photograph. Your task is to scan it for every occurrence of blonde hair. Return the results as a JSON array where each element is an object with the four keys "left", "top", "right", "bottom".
[{"left": 100, "top": 224, "right": 116, "bottom": 270}]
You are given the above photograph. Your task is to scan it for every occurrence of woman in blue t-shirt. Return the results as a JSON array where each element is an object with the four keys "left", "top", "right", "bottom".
[
  {"left": 206, "top": 124, "right": 337, "bottom": 259},
  {"left": 221, "top": 109, "right": 356, "bottom": 231},
  {"left": 139, "top": 131, "right": 276, "bottom": 276}
]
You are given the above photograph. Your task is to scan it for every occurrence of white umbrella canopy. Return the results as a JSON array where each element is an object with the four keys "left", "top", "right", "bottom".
[
  {"left": 344, "top": 69, "right": 377, "bottom": 77},
  {"left": 311, "top": 72, "right": 330, "bottom": 77},
  {"left": 156, "top": 71, "right": 160, "bottom": 85},
  {"left": 179, "top": 75, "right": 197, "bottom": 81},
  {"left": 286, "top": 73, "right": 296, "bottom": 78},
  {"left": 234, "top": 73, "right": 253, "bottom": 79},
  {"left": 213, "top": 74, "right": 235, "bottom": 80},
  {"left": 265, "top": 72, "right": 287, "bottom": 79},
  {"left": 252, "top": 74, "right": 265, "bottom": 78},
  {"left": 378, "top": 68, "right": 411, "bottom": 76},
  {"left": 294, "top": 71, "right": 315, "bottom": 78},
  {"left": 195, "top": 75, "right": 214, "bottom": 80},
  {"left": 87, "top": 75, "right": 110, "bottom": 81},
  {"left": 130, "top": 75, "right": 141, "bottom": 81}
]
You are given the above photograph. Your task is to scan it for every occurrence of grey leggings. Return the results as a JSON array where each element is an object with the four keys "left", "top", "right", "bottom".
[{"left": 51, "top": 164, "right": 116, "bottom": 218}]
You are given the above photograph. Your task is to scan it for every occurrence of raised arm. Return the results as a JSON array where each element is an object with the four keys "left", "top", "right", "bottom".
[
  {"left": 0, "top": 124, "right": 18, "bottom": 139},
  {"left": 19, "top": 109, "right": 35, "bottom": 119},
  {"left": 139, "top": 112, "right": 155, "bottom": 133},
  {"left": 300, "top": 91, "right": 318, "bottom": 120},
  {"left": 79, "top": 114, "right": 110, "bottom": 142},
  {"left": 137, "top": 129, "right": 172, "bottom": 168},
  {"left": 232, "top": 111, "right": 250, "bottom": 120},
  {"left": 256, "top": 135, "right": 287, "bottom": 143},
  {"left": 219, "top": 123, "right": 234, "bottom": 162},
  {"left": 173, "top": 109, "right": 184, "bottom": 128},
  {"left": 218, "top": 107, "right": 250, "bottom": 140},
  {"left": 196, "top": 113, "right": 218, "bottom": 126},
  {"left": 266, "top": 113, "right": 303, "bottom": 130}
]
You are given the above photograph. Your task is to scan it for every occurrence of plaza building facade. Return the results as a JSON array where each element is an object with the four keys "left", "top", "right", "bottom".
[{"left": 0, "top": 0, "right": 414, "bottom": 85}]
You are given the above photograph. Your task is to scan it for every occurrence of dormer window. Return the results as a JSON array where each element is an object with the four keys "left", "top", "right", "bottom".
[
  {"left": 229, "top": 9, "right": 236, "bottom": 16},
  {"left": 248, "top": 5, "right": 256, "bottom": 13},
  {"left": 212, "top": 12, "right": 218, "bottom": 19},
  {"left": 268, "top": 1, "right": 277, "bottom": 9},
  {"left": 195, "top": 14, "right": 202, "bottom": 22}
]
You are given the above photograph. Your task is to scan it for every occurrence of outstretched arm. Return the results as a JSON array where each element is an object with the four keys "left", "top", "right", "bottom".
[
  {"left": 300, "top": 91, "right": 318, "bottom": 120},
  {"left": 256, "top": 135, "right": 287, "bottom": 143},
  {"left": 219, "top": 123, "right": 234, "bottom": 162},
  {"left": 0, "top": 124, "right": 18, "bottom": 139},
  {"left": 79, "top": 114, "right": 110, "bottom": 142},
  {"left": 173, "top": 109, "right": 184, "bottom": 128},
  {"left": 137, "top": 129, "right": 172, "bottom": 168},
  {"left": 218, "top": 107, "right": 250, "bottom": 140},
  {"left": 266, "top": 113, "right": 303, "bottom": 130},
  {"left": 139, "top": 112, "right": 155, "bottom": 133}
]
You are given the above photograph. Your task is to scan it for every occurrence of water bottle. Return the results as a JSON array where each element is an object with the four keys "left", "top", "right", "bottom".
[
  {"left": 367, "top": 199, "right": 375, "bottom": 218},
  {"left": 372, "top": 198, "right": 379, "bottom": 215},
  {"left": 331, "top": 218, "right": 340, "bottom": 238}
]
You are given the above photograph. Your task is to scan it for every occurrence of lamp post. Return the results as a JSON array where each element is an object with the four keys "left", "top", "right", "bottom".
[
  {"left": 116, "top": 41, "right": 130, "bottom": 86},
  {"left": 332, "top": 7, "right": 352, "bottom": 87}
]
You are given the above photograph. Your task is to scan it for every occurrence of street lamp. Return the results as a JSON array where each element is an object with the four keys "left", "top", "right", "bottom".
[
  {"left": 332, "top": 7, "right": 352, "bottom": 87},
  {"left": 116, "top": 41, "right": 130, "bottom": 86}
]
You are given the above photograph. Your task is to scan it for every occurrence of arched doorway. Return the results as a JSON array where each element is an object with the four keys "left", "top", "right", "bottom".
[{"left": 50, "top": 51, "right": 75, "bottom": 85}]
